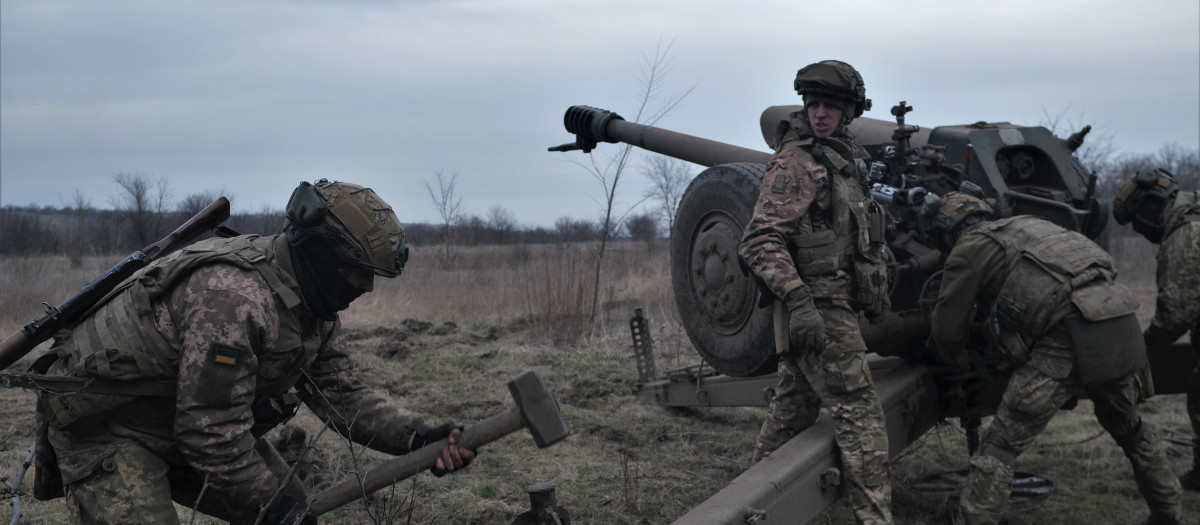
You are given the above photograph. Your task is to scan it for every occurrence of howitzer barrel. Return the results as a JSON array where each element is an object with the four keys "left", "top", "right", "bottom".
[{"left": 552, "top": 105, "right": 771, "bottom": 167}]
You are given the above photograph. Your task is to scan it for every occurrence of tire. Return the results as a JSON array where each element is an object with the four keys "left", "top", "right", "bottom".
[{"left": 670, "top": 162, "right": 776, "bottom": 377}]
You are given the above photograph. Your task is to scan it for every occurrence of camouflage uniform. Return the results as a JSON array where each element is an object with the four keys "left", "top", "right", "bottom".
[
  {"left": 930, "top": 216, "right": 1183, "bottom": 525},
  {"left": 739, "top": 111, "right": 892, "bottom": 524},
  {"left": 38, "top": 234, "right": 423, "bottom": 524},
  {"left": 1141, "top": 190, "right": 1200, "bottom": 486}
]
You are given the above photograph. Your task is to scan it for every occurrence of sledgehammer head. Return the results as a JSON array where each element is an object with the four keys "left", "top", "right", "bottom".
[{"left": 508, "top": 369, "right": 569, "bottom": 447}]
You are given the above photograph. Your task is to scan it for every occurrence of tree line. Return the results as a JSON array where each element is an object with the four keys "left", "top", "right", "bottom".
[{"left": 0, "top": 172, "right": 668, "bottom": 261}]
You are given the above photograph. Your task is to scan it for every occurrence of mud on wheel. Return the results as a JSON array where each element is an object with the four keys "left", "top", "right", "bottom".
[{"left": 670, "top": 163, "right": 776, "bottom": 377}]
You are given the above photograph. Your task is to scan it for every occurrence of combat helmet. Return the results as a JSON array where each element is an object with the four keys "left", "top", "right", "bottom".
[
  {"left": 929, "top": 185, "right": 996, "bottom": 249},
  {"left": 1112, "top": 168, "right": 1178, "bottom": 243},
  {"left": 794, "top": 60, "right": 872, "bottom": 122},
  {"left": 285, "top": 179, "right": 408, "bottom": 277},
  {"left": 284, "top": 179, "right": 409, "bottom": 319}
]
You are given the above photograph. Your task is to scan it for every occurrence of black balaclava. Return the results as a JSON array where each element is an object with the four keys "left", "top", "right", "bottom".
[{"left": 291, "top": 238, "right": 368, "bottom": 321}]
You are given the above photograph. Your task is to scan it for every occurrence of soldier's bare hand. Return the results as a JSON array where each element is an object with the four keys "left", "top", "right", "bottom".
[{"left": 435, "top": 428, "right": 475, "bottom": 475}]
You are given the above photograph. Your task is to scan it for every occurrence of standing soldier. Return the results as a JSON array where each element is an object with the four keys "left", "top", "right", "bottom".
[
  {"left": 1113, "top": 168, "right": 1200, "bottom": 489},
  {"left": 927, "top": 193, "right": 1184, "bottom": 525},
  {"left": 32, "top": 180, "right": 474, "bottom": 524},
  {"left": 739, "top": 59, "right": 893, "bottom": 525}
]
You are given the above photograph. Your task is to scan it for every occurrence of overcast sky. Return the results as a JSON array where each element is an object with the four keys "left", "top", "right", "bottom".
[{"left": 2, "top": 0, "right": 1197, "bottom": 227}]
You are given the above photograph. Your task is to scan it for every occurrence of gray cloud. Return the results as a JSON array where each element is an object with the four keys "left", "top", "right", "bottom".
[{"left": 2, "top": 0, "right": 1197, "bottom": 226}]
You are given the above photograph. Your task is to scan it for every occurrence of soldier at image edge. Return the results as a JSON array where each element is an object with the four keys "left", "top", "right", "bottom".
[
  {"left": 1113, "top": 168, "right": 1200, "bottom": 490},
  {"left": 31, "top": 179, "right": 475, "bottom": 524},
  {"left": 927, "top": 193, "right": 1184, "bottom": 525},
  {"left": 738, "top": 59, "right": 894, "bottom": 524}
]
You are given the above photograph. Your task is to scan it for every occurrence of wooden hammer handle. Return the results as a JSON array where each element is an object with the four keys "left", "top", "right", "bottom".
[{"left": 306, "top": 406, "right": 523, "bottom": 516}]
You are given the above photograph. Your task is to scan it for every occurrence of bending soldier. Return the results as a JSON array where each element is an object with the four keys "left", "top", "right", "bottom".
[
  {"left": 33, "top": 180, "right": 474, "bottom": 524},
  {"left": 927, "top": 193, "right": 1184, "bottom": 525},
  {"left": 1113, "top": 168, "right": 1200, "bottom": 490},
  {"left": 739, "top": 60, "right": 893, "bottom": 524}
]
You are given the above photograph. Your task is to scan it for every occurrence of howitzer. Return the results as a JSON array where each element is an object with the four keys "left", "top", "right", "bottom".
[
  {"left": 552, "top": 102, "right": 1113, "bottom": 377},
  {"left": 552, "top": 102, "right": 1196, "bottom": 524},
  {"left": 0, "top": 197, "right": 231, "bottom": 371}
]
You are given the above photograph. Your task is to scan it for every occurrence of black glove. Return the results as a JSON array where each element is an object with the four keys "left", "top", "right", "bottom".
[
  {"left": 784, "top": 286, "right": 825, "bottom": 352},
  {"left": 410, "top": 421, "right": 458, "bottom": 451},
  {"left": 259, "top": 494, "right": 312, "bottom": 525}
]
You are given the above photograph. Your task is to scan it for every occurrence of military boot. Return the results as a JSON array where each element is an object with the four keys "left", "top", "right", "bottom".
[{"left": 1180, "top": 452, "right": 1200, "bottom": 491}]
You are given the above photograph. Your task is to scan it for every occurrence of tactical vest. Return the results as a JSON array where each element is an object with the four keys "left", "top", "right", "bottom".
[
  {"left": 38, "top": 235, "right": 325, "bottom": 433},
  {"left": 1165, "top": 190, "right": 1200, "bottom": 239},
  {"left": 973, "top": 216, "right": 1142, "bottom": 379},
  {"left": 782, "top": 138, "right": 890, "bottom": 315}
]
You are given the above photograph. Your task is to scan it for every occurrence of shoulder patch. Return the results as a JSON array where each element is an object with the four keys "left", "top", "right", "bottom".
[
  {"left": 212, "top": 344, "right": 242, "bottom": 367},
  {"left": 771, "top": 174, "right": 792, "bottom": 194}
]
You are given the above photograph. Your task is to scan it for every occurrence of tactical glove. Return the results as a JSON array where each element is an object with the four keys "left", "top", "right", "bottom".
[
  {"left": 410, "top": 421, "right": 473, "bottom": 476},
  {"left": 784, "top": 286, "right": 825, "bottom": 352},
  {"left": 410, "top": 421, "right": 459, "bottom": 451}
]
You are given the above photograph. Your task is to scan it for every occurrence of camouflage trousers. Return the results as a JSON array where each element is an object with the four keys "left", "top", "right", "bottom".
[
  {"left": 1188, "top": 336, "right": 1200, "bottom": 459},
  {"left": 756, "top": 299, "right": 892, "bottom": 525},
  {"left": 959, "top": 327, "right": 1183, "bottom": 525},
  {"left": 49, "top": 424, "right": 302, "bottom": 525}
]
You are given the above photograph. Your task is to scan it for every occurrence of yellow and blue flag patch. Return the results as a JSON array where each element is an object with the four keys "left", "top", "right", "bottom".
[{"left": 212, "top": 345, "right": 242, "bottom": 367}]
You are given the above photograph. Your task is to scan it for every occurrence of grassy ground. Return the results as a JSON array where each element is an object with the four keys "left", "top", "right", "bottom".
[{"left": 1, "top": 237, "right": 1197, "bottom": 524}]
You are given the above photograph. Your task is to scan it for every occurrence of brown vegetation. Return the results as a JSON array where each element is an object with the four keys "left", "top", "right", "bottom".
[{"left": 1, "top": 238, "right": 1196, "bottom": 524}]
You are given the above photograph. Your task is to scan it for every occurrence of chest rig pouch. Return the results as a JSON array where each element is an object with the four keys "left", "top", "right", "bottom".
[{"left": 787, "top": 141, "right": 889, "bottom": 316}]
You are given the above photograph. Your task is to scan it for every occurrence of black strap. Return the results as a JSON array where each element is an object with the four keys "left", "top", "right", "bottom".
[{"left": 0, "top": 372, "right": 177, "bottom": 396}]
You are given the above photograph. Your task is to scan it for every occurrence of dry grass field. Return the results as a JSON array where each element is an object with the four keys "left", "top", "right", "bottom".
[{"left": 1, "top": 236, "right": 1196, "bottom": 524}]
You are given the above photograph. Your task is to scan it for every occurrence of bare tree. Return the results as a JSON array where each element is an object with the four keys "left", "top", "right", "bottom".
[
  {"left": 111, "top": 172, "right": 172, "bottom": 249},
  {"left": 640, "top": 154, "right": 693, "bottom": 236},
  {"left": 422, "top": 169, "right": 464, "bottom": 262},
  {"left": 554, "top": 216, "right": 598, "bottom": 242},
  {"left": 567, "top": 36, "right": 693, "bottom": 326},
  {"left": 624, "top": 212, "right": 659, "bottom": 243},
  {"left": 65, "top": 189, "right": 94, "bottom": 267},
  {"left": 177, "top": 190, "right": 227, "bottom": 218},
  {"left": 487, "top": 205, "right": 518, "bottom": 244}
]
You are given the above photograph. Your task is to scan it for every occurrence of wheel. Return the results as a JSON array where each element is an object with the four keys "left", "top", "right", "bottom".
[{"left": 670, "top": 162, "right": 776, "bottom": 377}]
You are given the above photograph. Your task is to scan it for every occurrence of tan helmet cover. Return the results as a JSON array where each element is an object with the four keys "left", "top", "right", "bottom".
[
  {"left": 317, "top": 180, "right": 407, "bottom": 277},
  {"left": 933, "top": 191, "right": 995, "bottom": 234},
  {"left": 1112, "top": 168, "right": 1177, "bottom": 225}
]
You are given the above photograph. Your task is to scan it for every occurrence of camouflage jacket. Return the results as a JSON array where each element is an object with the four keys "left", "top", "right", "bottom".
[
  {"left": 931, "top": 216, "right": 1137, "bottom": 378},
  {"left": 1145, "top": 190, "right": 1200, "bottom": 348},
  {"left": 41, "top": 234, "right": 422, "bottom": 510},
  {"left": 739, "top": 112, "right": 877, "bottom": 302}
]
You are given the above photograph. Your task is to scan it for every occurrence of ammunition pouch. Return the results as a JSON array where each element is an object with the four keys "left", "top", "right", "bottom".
[
  {"left": 789, "top": 230, "right": 854, "bottom": 278},
  {"left": 850, "top": 200, "right": 890, "bottom": 318},
  {"left": 984, "top": 291, "right": 1030, "bottom": 370}
]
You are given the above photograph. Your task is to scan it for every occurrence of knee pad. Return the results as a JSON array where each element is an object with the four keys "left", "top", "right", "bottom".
[
  {"left": 978, "top": 429, "right": 1017, "bottom": 466},
  {"left": 1111, "top": 417, "right": 1150, "bottom": 449}
]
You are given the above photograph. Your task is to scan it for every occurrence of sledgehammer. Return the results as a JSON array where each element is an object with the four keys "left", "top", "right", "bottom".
[{"left": 303, "top": 369, "right": 569, "bottom": 517}]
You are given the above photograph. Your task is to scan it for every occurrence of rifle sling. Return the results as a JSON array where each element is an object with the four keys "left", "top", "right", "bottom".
[{"left": 0, "top": 372, "right": 176, "bottom": 397}]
